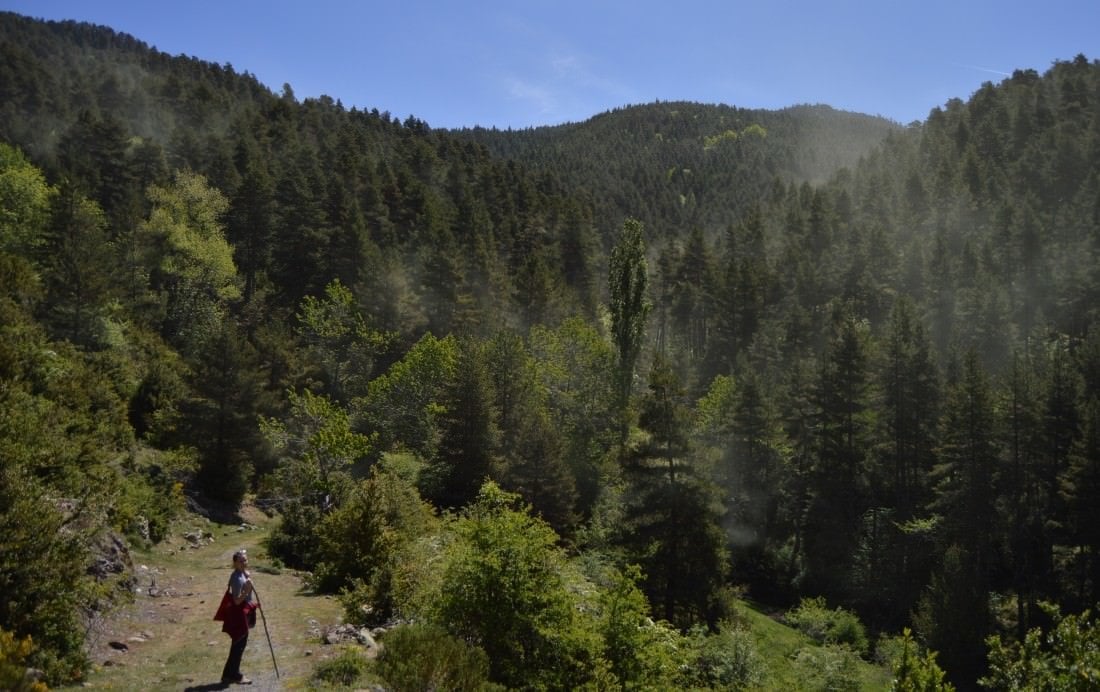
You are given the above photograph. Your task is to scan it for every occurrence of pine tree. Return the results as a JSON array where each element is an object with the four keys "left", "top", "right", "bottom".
[
  {"left": 802, "top": 308, "right": 873, "bottom": 600},
  {"left": 421, "top": 338, "right": 500, "bottom": 510}
]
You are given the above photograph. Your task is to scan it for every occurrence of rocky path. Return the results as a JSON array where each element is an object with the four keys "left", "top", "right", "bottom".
[{"left": 71, "top": 511, "right": 346, "bottom": 691}]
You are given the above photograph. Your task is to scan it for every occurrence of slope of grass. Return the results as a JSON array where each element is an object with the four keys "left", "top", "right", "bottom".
[{"left": 736, "top": 601, "right": 894, "bottom": 690}]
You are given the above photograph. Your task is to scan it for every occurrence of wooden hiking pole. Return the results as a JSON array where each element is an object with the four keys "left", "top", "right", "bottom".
[{"left": 251, "top": 583, "right": 280, "bottom": 679}]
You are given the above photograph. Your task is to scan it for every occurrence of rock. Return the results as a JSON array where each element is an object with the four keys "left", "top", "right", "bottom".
[
  {"left": 127, "top": 636, "right": 146, "bottom": 643},
  {"left": 88, "top": 532, "right": 134, "bottom": 588},
  {"left": 304, "top": 649, "right": 313, "bottom": 656},
  {"left": 107, "top": 641, "right": 128, "bottom": 651},
  {"left": 356, "top": 629, "right": 377, "bottom": 649}
]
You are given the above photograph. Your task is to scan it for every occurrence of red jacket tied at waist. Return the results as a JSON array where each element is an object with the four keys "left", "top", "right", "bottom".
[{"left": 213, "top": 590, "right": 258, "bottom": 641}]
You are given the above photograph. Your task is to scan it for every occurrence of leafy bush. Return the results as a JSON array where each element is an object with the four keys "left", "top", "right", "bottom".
[
  {"left": 792, "top": 643, "right": 862, "bottom": 692},
  {"left": 374, "top": 624, "right": 501, "bottom": 692},
  {"left": 680, "top": 622, "right": 765, "bottom": 690},
  {"left": 312, "top": 646, "right": 369, "bottom": 687},
  {"left": 890, "top": 629, "right": 954, "bottom": 691},
  {"left": 313, "top": 468, "right": 436, "bottom": 616},
  {"left": 597, "top": 564, "right": 682, "bottom": 689},
  {"left": 265, "top": 500, "right": 324, "bottom": 569},
  {"left": 981, "top": 603, "right": 1100, "bottom": 691},
  {"left": 421, "top": 482, "right": 603, "bottom": 690},
  {"left": 0, "top": 629, "right": 47, "bottom": 692},
  {"left": 785, "top": 597, "right": 869, "bottom": 655}
]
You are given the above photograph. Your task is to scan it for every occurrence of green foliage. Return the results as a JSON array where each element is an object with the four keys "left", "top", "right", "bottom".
[
  {"left": 981, "top": 603, "right": 1100, "bottom": 691},
  {"left": 0, "top": 469, "right": 97, "bottom": 684},
  {"left": 374, "top": 624, "right": 501, "bottom": 692},
  {"left": 784, "top": 597, "right": 869, "bottom": 656},
  {"left": 312, "top": 645, "right": 370, "bottom": 687},
  {"left": 313, "top": 468, "right": 436, "bottom": 616},
  {"left": 679, "top": 622, "right": 766, "bottom": 690},
  {"left": 791, "top": 643, "right": 863, "bottom": 692},
  {"left": 297, "top": 278, "right": 390, "bottom": 402},
  {"left": 0, "top": 143, "right": 52, "bottom": 253},
  {"left": 423, "top": 482, "right": 601, "bottom": 690},
  {"left": 0, "top": 629, "right": 47, "bottom": 692},
  {"left": 265, "top": 500, "right": 324, "bottom": 570},
  {"left": 890, "top": 629, "right": 955, "bottom": 692},
  {"left": 596, "top": 564, "right": 682, "bottom": 689},
  {"left": 141, "top": 170, "right": 239, "bottom": 353},
  {"left": 608, "top": 217, "right": 651, "bottom": 415},
  {"left": 358, "top": 332, "right": 458, "bottom": 457},
  {"left": 263, "top": 388, "right": 374, "bottom": 503}
]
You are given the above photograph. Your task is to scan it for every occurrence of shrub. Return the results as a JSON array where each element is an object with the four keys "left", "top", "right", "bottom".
[
  {"left": 313, "top": 468, "right": 436, "bottom": 614},
  {"left": 265, "top": 500, "right": 324, "bottom": 570},
  {"left": 312, "top": 646, "right": 369, "bottom": 687},
  {"left": 423, "top": 482, "right": 602, "bottom": 690},
  {"left": 785, "top": 597, "right": 869, "bottom": 655},
  {"left": 891, "top": 629, "right": 954, "bottom": 691},
  {"left": 680, "top": 622, "right": 765, "bottom": 690},
  {"left": 597, "top": 565, "right": 682, "bottom": 689},
  {"left": 981, "top": 603, "right": 1100, "bottom": 691},
  {"left": 0, "top": 629, "right": 47, "bottom": 692},
  {"left": 374, "top": 624, "right": 501, "bottom": 692},
  {"left": 792, "top": 643, "right": 862, "bottom": 692}
]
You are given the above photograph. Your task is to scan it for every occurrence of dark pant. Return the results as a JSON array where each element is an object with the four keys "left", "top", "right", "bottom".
[{"left": 221, "top": 633, "right": 248, "bottom": 682}]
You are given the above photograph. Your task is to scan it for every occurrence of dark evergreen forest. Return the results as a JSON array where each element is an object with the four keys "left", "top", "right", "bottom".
[{"left": 2, "top": 11, "right": 1100, "bottom": 689}]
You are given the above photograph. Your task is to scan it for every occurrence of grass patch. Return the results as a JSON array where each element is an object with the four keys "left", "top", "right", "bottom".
[{"left": 733, "top": 601, "right": 893, "bottom": 691}]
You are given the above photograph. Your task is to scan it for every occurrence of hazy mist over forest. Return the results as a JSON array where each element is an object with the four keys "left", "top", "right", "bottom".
[{"left": 2, "top": 10, "right": 1100, "bottom": 690}]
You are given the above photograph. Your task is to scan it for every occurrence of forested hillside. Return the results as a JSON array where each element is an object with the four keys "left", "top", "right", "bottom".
[
  {"left": 2, "top": 10, "right": 1100, "bottom": 690},
  {"left": 456, "top": 101, "right": 899, "bottom": 241}
]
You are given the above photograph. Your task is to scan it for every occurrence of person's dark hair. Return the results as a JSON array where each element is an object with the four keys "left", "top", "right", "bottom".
[{"left": 233, "top": 549, "right": 247, "bottom": 562}]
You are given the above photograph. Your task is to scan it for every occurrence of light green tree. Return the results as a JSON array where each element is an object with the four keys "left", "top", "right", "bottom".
[
  {"left": 0, "top": 143, "right": 53, "bottom": 253},
  {"left": 141, "top": 170, "right": 239, "bottom": 352}
]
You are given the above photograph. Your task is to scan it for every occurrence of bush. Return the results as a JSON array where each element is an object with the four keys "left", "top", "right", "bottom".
[
  {"left": 422, "top": 482, "right": 602, "bottom": 690},
  {"left": 680, "top": 622, "right": 765, "bottom": 690},
  {"left": 313, "top": 468, "right": 436, "bottom": 613},
  {"left": 597, "top": 565, "right": 682, "bottom": 689},
  {"left": 785, "top": 597, "right": 869, "bottom": 655},
  {"left": 265, "top": 500, "right": 324, "bottom": 570},
  {"left": 374, "top": 624, "right": 501, "bottom": 692},
  {"left": 0, "top": 629, "right": 47, "bottom": 692},
  {"left": 792, "top": 644, "right": 862, "bottom": 692},
  {"left": 312, "top": 646, "right": 369, "bottom": 687},
  {"left": 891, "top": 629, "right": 954, "bottom": 691}
]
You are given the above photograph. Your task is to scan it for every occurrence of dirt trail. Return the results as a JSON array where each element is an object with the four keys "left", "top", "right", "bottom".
[{"left": 70, "top": 511, "right": 345, "bottom": 691}]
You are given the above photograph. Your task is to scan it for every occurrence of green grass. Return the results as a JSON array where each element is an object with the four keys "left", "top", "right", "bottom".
[{"left": 735, "top": 601, "right": 893, "bottom": 691}]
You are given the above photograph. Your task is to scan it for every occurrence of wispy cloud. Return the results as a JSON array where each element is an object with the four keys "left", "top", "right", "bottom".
[
  {"left": 956, "top": 63, "right": 1012, "bottom": 77},
  {"left": 502, "top": 50, "right": 635, "bottom": 125},
  {"left": 505, "top": 77, "right": 558, "bottom": 116}
]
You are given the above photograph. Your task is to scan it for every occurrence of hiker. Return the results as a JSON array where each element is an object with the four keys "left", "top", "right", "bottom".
[{"left": 215, "top": 549, "right": 258, "bottom": 685}]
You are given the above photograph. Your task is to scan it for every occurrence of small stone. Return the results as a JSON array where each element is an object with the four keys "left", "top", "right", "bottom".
[
  {"left": 107, "top": 641, "right": 128, "bottom": 651},
  {"left": 304, "top": 649, "right": 313, "bottom": 656}
]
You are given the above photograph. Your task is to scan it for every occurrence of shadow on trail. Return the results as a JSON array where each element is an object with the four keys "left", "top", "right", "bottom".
[{"left": 183, "top": 683, "right": 229, "bottom": 691}]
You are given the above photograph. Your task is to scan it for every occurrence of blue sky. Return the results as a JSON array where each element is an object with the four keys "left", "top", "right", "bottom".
[{"left": 4, "top": 1, "right": 1099, "bottom": 129}]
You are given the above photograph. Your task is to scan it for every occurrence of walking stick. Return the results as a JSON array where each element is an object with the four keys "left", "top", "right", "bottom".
[{"left": 251, "top": 584, "right": 280, "bottom": 679}]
